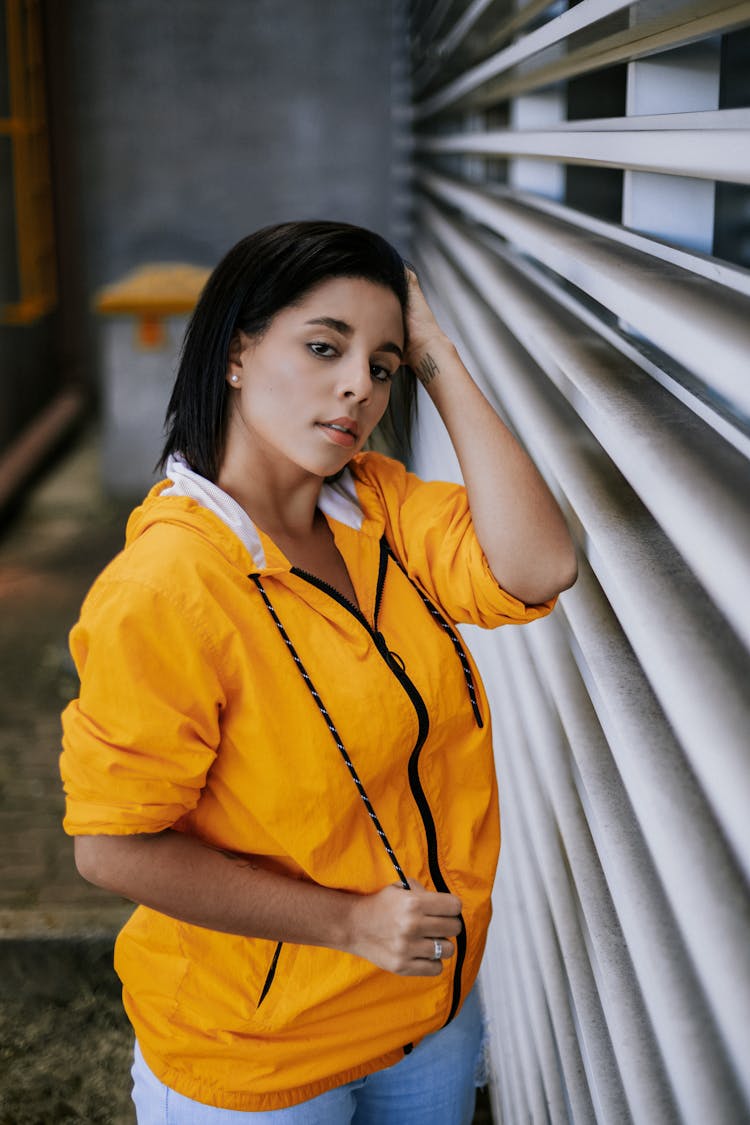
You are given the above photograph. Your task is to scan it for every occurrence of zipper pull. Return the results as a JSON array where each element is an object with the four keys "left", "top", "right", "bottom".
[{"left": 374, "top": 630, "right": 406, "bottom": 673}]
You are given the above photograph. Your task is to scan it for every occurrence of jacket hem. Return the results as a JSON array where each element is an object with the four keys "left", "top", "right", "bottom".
[{"left": 140, "top": 1043, "right": 409, "bottom": 1111}]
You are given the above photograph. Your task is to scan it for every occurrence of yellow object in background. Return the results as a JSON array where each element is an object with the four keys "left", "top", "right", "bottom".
[
  {"left": 1, "top": 0, "right": 57, "bottom": 325},
  {"left": 94, "top": 263, "right": 211, "bottom": 349}
]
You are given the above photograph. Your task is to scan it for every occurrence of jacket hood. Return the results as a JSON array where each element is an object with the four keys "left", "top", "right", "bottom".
[
  {"left": 124, "top": 454, "right": 385, "bottom": 577},
  {"left": 125, "top": 484, "right": 265, "bottom": 573}
]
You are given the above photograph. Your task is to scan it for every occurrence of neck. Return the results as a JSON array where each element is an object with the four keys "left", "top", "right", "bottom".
[{"left": 217, "top": 455, "right": 325, "bottom": 542}]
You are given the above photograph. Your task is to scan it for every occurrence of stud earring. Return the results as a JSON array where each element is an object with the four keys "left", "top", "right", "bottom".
[{"left": 231, "top": 374, "right": 239, "bottom": 383}]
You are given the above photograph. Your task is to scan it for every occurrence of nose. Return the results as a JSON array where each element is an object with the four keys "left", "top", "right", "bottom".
[{"left": 338, "top": 355, "right": 372, "bottom": 402}]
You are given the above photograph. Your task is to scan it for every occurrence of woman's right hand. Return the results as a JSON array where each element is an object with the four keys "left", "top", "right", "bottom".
[
  {"left": 75, "top": 832, "right": 462, "bottom": 977},
  {"left": 344, "top": 879, "right": 463, "bottom": 976}
]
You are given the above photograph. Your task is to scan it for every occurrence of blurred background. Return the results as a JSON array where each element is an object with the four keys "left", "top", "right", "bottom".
[{"left": 1, "top": 1, "right": 749, "bottom": 1122}]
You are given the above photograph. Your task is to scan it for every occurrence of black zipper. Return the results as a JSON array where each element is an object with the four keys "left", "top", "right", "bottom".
[
  {"left": 381, "top": 541, "right": 483, "bottom": 728},
  {"left": 289, "top": 541, "right": 467, "bottom": 1026}
]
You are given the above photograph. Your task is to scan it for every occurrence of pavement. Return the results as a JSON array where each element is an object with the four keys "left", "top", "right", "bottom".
[
  {"left": 0, "top": 427, "right": 133, "bottom": 941},
  {"left": 0, "top": 429, "right": 139, "bottom": 1122}
]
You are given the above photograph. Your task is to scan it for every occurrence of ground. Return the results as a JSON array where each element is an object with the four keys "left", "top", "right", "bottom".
[{"left": 0, "top": 939, "right": 134, "bottom": 1124}]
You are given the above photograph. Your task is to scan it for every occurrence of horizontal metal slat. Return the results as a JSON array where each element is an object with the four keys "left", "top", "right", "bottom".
[
  {"left": 480, "top": 943, "right": 526, "bottom": 1123},
  {"left": 498, "top": 625, "right": 672, "bottom": 1123},
  {"left": 494, "top": 877, "right": 554, "bottom": 1123},
  {"left": 473, "top": 586, "right": 749, "bottom": 1122},
  {"left": 415, "top": 0, "right": 634, "bottom": 118},
  {"left": 416, "top": 115, "right": 750, "bottom": 183},
  {"left": 473, "top": 618, "right": 743, "bottom": 1122},
  {"left": 487, "top": 689, "right": 601, "bottom": 1123},
  {"left": 418, "top": 170, "right": 750, "bottom": 417},
  {"left": 499, "top": 838, "right": 591, "bottom": 1123},
  {"left": 497, "top": 654, "right": 629, "bottom": 1121},
  {"left": 418, "top": 202, "right": 750, "bottom": 652},
  {"left": 521, "top": 613, "right": 741, "bottom": 1121},
  {"left": 492, "top": 904, "right": 550, "bottom": 1125},
  {"left": 418, "top": 0, "right": 497, "bottom": 61},
  {"left": 466, "top": 182, "right": 750, "bottom": 301},
  {"left": 413, "top": 0, "right": 554, "bottom": 92},
  {"left": 412, "top": 0, "right": 456, "bottom": 46},
  {"left": 415, "top": 0, "right": 750, "bottom": 115},
  {"left": 429, "top": 107, "right": 750, "bottom": 134},
  {"left": 480, "top": 1, "right": 750, "bottom": 105},
  {"left": 510, "top": 624, "right": 682, "bottom": 1121},
  {"left": 468, "top": 224, "right": 750, "bottom": 460},
  {"left": 492, "top": 861, "right": 571, "bottom": 1123},
  {"left": 557, "top": 575, "right": 750, "bottom": 1116}
]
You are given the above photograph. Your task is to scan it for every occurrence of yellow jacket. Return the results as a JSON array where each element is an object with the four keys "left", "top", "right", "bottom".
[{"left": 61, "top": 451, "right": 554, "bottom": 1111}]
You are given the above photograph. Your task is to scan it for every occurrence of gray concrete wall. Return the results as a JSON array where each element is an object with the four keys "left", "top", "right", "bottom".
[
  {"left": 64, "top": 0, "right": 408, "bottom": 493},
  {"left": 70, "top": 0, "right": 402, "bottom": 288}
]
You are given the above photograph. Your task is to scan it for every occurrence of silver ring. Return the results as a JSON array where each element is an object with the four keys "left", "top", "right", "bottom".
[{"left": 432, "top": 939, "right": 443, "bottom": 961}]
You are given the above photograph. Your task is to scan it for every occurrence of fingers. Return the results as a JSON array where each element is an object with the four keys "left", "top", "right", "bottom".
[
  {"left": 406, "top": 879, "right": 462, "bottom": 919},
  {"left": 391, "top": 937, "right": 455, "bottom": 978},
  {"left": 423, "top": 937, "right": 454, "bottom": 962},
  {"left": 393, "top": 884, "right": 462, "bottom": 975},
  {"left": 397, "top": 937, "right": 456, "bottom": 978},
  {"left": 349, "top": 880, "right": 464, "bottom": 977},
  {"left": 401, "top": 276, "right": 449, "bottom": 369},
  {"left": 404, "top": 270, "right": 429, "bottom": 307},
  {"left": 414, "top": 909, "right": 463, "bottom": 940},
  {"left": 406, "top": 877, "right": 460, "bottom": 904}
]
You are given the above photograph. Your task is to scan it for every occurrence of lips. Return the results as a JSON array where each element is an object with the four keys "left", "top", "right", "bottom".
[{"left": 317, "top": 417, "right": 359, "bottom": 448}]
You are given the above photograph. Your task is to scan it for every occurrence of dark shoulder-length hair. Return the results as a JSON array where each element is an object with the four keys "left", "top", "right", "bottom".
[{"left": 159, "top": 220, "right": 415, "bottom": 481}]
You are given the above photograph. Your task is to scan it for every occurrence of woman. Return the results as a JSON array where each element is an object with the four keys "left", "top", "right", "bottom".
[{"left": 61, "top": 221, "right": 576, "bottom": 1123}]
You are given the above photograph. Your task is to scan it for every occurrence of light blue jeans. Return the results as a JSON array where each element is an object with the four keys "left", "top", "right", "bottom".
[{"left": 131, "top": 985, "right": 485, "bottom": 1124}]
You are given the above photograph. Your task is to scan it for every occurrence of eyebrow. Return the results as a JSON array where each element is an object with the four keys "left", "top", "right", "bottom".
[{"left": 305, "top": 316, "right": 403, "bottom": 361}]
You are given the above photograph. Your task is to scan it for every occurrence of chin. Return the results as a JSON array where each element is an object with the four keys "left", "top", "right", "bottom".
[
  {"left": 297, "top": 451, "right": 355, "bottom": 479},
  {"left": 321, "top": 454, "right": 355, "bottom": 479}
]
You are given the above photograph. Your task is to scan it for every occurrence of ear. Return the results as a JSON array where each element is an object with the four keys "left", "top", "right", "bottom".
[{"left": 226, "top": 332, "right": 244, "bottom": 387}]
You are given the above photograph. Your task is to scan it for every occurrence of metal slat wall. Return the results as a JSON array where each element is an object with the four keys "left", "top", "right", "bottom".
[{"left": 407, "top": 3, "right": 750, "bottom": 1122}]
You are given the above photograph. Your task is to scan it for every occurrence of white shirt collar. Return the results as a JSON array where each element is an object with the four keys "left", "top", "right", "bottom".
[{"left": 162, "top": 454, "right": 364, "bottom": 569}]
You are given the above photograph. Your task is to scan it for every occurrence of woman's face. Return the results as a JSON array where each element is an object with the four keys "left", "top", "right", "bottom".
[{"left": 224, "top": 276, "right": 405, "bottom": 480}]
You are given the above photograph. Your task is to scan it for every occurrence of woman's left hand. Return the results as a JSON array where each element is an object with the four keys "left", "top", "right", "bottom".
[{"left": 403, "top": 268, "right": 453, "bottom": 387}]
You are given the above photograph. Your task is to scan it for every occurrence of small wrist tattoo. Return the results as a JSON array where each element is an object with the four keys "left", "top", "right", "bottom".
[{"left": 415, "top": 353, "right": 439, "bottom": 387}]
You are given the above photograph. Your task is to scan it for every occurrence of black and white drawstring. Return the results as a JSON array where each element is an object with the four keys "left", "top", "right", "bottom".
[
  {"left": 381, "top": 541, "right": 483, "bottom": 728},
  {"left": 250, "top": 574, "right": 410, "bottom": 890}
]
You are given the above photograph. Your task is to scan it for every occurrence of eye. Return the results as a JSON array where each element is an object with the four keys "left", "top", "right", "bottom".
[
  {"left": 308, "top": 341, "right": 338, "bottom": 358},
  {"left": 370, "top": 363, "right": 394, "bottom": 383}
]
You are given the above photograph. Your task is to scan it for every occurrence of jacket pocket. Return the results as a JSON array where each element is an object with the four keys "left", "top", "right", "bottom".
[
  {"left": 257, "top": 941, "right": 283, "bottom": 1008},
  {"left": 251, "top": 942, "right": 372, "bottom": 1034},
  {"left": 172, "top": 924, "right": 291, "bottom": 1033}
]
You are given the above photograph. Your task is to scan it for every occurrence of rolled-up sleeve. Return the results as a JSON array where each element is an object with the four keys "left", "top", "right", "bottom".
[
  {"left": 60, "top": 579, "right": 224, "bottom": 836},
  {"left": 360, "top": 453, "right": 556, "bottom": 628}
]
